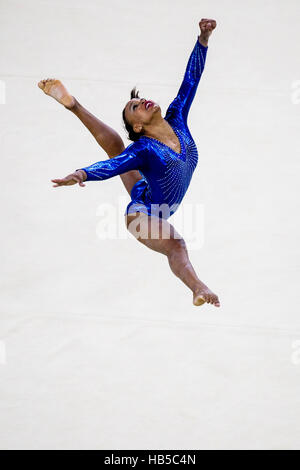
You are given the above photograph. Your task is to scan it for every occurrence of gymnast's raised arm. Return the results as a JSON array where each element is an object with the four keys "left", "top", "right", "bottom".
[{"left": 165, "top": 19, "right": 216, "bottom": 125}]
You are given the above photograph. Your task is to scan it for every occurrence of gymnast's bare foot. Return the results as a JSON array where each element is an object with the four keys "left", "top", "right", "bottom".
[
  {"left": 38, "top": 78, "right": 75, "bottom": 109},
  {"left": 193, "top": 282, "right": 220, "bottom": 307}
]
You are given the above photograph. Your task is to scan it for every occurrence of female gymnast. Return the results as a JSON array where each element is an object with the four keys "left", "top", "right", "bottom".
[{"left": 38, "top": 18, "right": 220, "bottom": 307}]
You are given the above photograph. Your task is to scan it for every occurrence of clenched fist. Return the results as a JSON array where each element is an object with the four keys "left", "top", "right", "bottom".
[{"left": 199, "top": 19, "right": 217, "bottom": 47}]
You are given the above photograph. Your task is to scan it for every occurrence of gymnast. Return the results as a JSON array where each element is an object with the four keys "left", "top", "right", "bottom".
[{"left": 38, "top": 18, "right": 220, "bottom": 307}]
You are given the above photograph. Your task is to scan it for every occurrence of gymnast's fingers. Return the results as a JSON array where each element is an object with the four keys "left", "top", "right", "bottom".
[
  {"left": 51, "top": 178, "right": 65, "bottom": 184},
  {"left": 51, "top": 177, "right": 72, "bottom": 187}
]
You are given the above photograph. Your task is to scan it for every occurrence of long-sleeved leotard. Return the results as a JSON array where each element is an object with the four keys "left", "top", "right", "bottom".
[{"left": 81, "top": 37, "right": 208, "bottom": 219}]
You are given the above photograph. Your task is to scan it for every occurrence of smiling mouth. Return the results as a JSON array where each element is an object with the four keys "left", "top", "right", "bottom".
[{"left": 145, "top": 100, "right": 154, "bottom": 110}]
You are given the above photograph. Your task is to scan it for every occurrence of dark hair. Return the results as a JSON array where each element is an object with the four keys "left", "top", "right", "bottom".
[{"left": 122, "top": 87, "right": 144, "bottom": 142}]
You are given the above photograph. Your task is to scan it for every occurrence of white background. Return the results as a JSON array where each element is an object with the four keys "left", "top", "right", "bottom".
[{"left": 0, "top": 0, "right": 300, "bottom": 449}]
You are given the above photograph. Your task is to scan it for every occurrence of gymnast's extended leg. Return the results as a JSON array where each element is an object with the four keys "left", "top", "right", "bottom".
[
  {"left": 126, "top": 212, "right": 220, "bottom": 307},
  {"left": 38, "top": 78, "right": 142, "bottom": 195}
]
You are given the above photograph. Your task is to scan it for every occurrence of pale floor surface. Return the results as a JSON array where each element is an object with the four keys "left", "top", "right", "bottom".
[{"left": 0, "top": 0, "right": 300, "bottom": 449}]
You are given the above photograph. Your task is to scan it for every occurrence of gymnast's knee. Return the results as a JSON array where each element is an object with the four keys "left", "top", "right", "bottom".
[{"left": 166, "top": 237, "right": 187, "bottom": 258}]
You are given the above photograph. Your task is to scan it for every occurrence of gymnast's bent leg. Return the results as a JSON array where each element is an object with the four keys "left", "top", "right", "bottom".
[
  {"left": 38, "top": 78, "right": 142, "bottom": 195},
  {"left": 126, "top": 212, "right": 220, "bottom": 307}
]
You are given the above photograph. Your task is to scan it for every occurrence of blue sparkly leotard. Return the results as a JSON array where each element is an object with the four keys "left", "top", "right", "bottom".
[{"left": 81, "top": 38, "right": 208, "bottom": 219}]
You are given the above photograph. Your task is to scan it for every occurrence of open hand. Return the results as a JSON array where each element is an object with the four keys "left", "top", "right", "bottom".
[
  {"left": 51, "top": 170, "right": 86, "bottom": 187},
  {"left": 199, "top": 19, "right": 217, "bottom": 46}
]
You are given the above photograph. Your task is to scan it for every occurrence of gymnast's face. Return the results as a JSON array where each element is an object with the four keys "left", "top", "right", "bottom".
[{"left": 124, "top": 98, "right": 161, "bottom": 134}]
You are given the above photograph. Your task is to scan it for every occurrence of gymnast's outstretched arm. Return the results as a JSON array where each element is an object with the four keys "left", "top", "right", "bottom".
[
  {"left": 165, "top": 19, "right": 216, "bottom": 124},
  {"left": 51, "top": 142, "right": 147, "bottom": 187}
]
